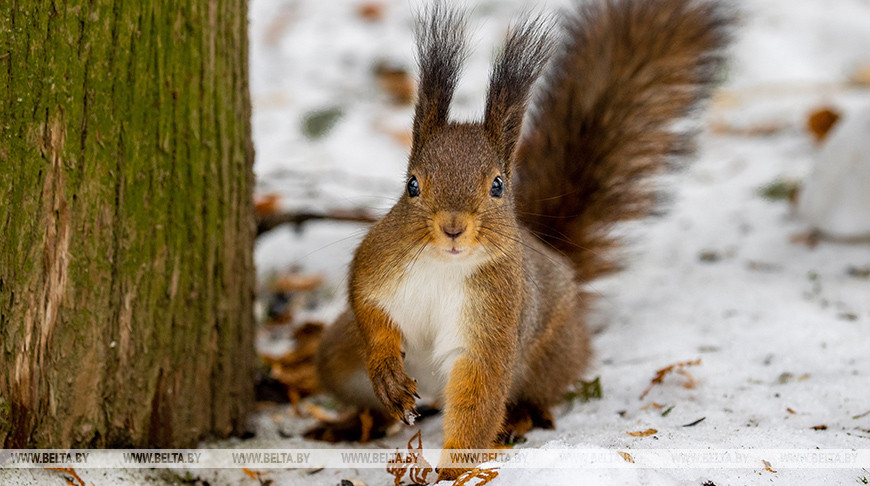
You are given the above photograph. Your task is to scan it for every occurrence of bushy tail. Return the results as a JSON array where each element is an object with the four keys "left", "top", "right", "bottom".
[{"left": 514, "top": 0, "right": 733, "bottom": 282}]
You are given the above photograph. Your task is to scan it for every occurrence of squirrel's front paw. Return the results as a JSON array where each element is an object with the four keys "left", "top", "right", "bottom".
[{"left": 369, "top": 358, "right": 419, "bottom": 424}]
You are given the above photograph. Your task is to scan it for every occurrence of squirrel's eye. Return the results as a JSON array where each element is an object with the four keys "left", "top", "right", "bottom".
[
  {"left": 407, "top": 176, "right": 420, "bottom": 198},
  {"left": 490, "top": 176, "right": 504, "bottom": 198}
]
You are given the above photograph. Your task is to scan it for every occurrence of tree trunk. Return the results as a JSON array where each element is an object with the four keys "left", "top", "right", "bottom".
[{"left": 0, "top": 0, "right": 255, "bottom": 448}]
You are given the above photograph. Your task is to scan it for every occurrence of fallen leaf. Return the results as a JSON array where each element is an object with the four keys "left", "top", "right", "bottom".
[
  {"left": 811, "top": 424, "right": 828, "bottom": 430},
  {"left": 242, "top": 468, "right": 262, "bottom": 480},
  {"left": 454, "top": 467, "right": 500, "bottom": 486},
  {"left": 676, "top": 368, "right": 697, "bottom": 389},
  {"left": 374, "top": 62, "right": 416, "bottom": 105},
  {"left": 786, "top": 408, "right": 796, "bottom": 414},
  {"left": 807, "top": 107, "right": 841, "bottom": 143},
  {"left": 618, "top": 451, "right": 635, "bottom": 463},
  {"left": 698, "top": 249, "right": 721, "bottom": 262},
  {"left": 386, "top": 430, "right": 433, "bottom": 486},
  {"left": 640, "top": 359, "right": 702, "bottom": 400},
  {"left": 357, "top": 2, "right": 385, "bottom": 22},
  {"left": 627, "top": 428, "right": 658, "bottom": 437},
  {"left": 758, "top": 179, "right": 801, "bottom": 203},
  {"left": 254, "top": 193, "right": 281, "bottom": 219},
  {"left": 302, "top": 107, "right": 343, "bottom": 140},
  {"left": 762, "top": 460, "right": 777, "bottom": 473},
  {"left": 777, "top": 372, "right": 811, "bottom": 384}
]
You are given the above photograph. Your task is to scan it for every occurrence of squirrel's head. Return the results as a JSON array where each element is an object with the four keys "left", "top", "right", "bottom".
[{"left": 396, "top": 4, "right": 552, "bottom": 261}]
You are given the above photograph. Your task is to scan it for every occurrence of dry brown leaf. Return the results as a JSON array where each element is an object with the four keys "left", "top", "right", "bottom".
[
  {"left": 639, "top": 359, "right": 702, "bottom": 400},
  {"left": 762, "top": 460, "right": 777, "bottom": 473},
  {"left": 386, "top": 430, "right": 433, "bottom": 486},
  {"left": 811, "top": 424, "right": 828, "bottom": 430},
  {"left": 787, "top": 407, "right": 797, "bottom": 415},
  {"left": 263, "top": 322, "right": 324, "bottom": 401},
  {"left": 453, "top": 467, "right": 500, "bottom": 486},
  {"left": 640, "top": 402, "right": 663, "bottom": 410},
  {"left": 263, "top": 322, "right": 324, "bottom": 367},
  {"left": 618, "top": 451, "right": 635, "bottom": 463},
  {"left": 386, "top": 453, "right": 408, "bottom": 486},
  {"left": 254, "top": 194, "right": 281, "bottom": 219},
  {"left": 407, "top": 430, "right": 433, "bottom": 485},
  {"left": 627, "top": 428, "right": 658, "bottom": 437},
  {"left": 242, "top": 468, "right": 261, "bottom": 480},
  {"left": 807, "top": 107, "right": 841, "bottom": 143},
  {"left": 676, "top": 368, "right": 698, "bottom": 389},
  {"left": 45, "top": 467, "right": 86, "bottom": 486},
  {"left": 357, "top": 2, "right": 385, "bottom": 22},
  {"left": 374, "top": 63, "right": 416, "bottom": 105},
  {"left": 270, "top": 362, "right": 318, "bottom": 398}
]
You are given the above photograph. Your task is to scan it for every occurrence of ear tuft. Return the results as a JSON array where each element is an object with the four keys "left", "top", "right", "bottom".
[
  {"left": 412, "top": 2, "right": 469, "bottom": 151},
  {"left": 484, "top": 15, "right": 554, "bottom": 176}
]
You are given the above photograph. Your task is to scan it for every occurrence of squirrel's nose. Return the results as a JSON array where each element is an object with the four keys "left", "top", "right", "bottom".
[{"left": 441, "top": 223, "right": 466, "bottom": 239}]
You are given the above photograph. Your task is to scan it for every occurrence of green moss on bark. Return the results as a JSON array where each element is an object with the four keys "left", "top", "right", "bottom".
[{"left": 0, "top": 0, "right": 255, "bottom": 448}]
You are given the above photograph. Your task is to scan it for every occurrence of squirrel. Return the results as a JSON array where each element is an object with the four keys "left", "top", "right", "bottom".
[{"left": 306, "top": 0, "right": 732, "bottom": 480}]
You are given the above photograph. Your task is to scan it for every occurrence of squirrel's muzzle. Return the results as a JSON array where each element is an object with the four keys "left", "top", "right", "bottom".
[{"left": 435, "top": 211, "right": 472, "bottom": 242}]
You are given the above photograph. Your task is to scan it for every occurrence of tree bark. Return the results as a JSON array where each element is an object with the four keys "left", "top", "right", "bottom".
[{"left": 0, "top": 0, "right": 255, "bottom": 448}]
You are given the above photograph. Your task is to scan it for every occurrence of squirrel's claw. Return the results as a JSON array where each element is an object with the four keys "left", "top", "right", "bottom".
[
  {"left": 369, "top": 357, "right": 420, "bottom": 423},
  {"left": 401, "top": 408, "right": 420, "bottom": 426}
]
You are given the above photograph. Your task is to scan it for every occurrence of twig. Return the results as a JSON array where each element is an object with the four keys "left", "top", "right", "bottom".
[{"left": 256, "top": 208, "right": 377, "bottom": 235}]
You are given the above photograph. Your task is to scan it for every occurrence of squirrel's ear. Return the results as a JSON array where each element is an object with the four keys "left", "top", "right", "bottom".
[
  {"left": 484, "top": 16, "right": 553, "bottom": 177},
  {"left": 412, "top": 3, "right": 469, "bottom": 152}
]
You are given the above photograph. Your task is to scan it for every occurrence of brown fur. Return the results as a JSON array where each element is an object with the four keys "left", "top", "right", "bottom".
[
  {"left": 515, "top": 0, "right": 733, "bottom": 282},
  {"left": 309, "top": 0, "right": 732, "bottom": 481}
]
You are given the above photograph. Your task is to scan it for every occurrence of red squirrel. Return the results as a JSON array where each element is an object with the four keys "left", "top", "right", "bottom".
[{"left": 307, "top": 0, "right": 732, "bottom": 480}]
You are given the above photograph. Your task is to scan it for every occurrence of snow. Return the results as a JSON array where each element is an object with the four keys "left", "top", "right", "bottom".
[{"left": 4, "top": 0, "right": 869, "bottom": 485}]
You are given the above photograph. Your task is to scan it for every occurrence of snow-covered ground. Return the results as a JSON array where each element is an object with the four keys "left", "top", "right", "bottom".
[{"left": 6, "top": 0, "right": 869, "bottom": 484}]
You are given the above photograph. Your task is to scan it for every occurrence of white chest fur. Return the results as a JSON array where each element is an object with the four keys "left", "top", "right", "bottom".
[{"left": 373, "top": 254, "right": 476, "bottom": 397}]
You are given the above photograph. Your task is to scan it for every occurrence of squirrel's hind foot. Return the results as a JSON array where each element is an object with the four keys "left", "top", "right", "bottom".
[
  {"left": 497, "top": 402, "right": 555, "bottom": 445},
  {"left": 303, "top": 408, "right": 393, "bottom": 443}
]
